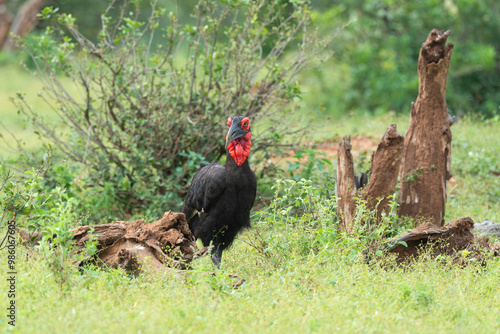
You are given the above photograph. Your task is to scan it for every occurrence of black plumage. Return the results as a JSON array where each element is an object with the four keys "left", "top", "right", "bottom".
[{"left": 182, "top": 116, "right": 257, "bottom": 267}]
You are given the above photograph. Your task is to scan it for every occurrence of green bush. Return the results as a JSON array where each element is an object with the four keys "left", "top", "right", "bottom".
[
  {"left": 14, "top": 0, "right": 331, "bottom": 218},
  {"left": 0, "top": 156, "right": 92, "bottom": 292}
]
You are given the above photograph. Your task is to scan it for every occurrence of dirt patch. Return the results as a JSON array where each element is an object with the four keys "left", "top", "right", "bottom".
[
  {"left": 315, "top": 135, "right": 379, "bottom": 161},
  {"left": 271, "top": 135, "right": 379, "bottom": 167},
  {"left": 372, "top": 217, "right": 500, "bottom": 265}
]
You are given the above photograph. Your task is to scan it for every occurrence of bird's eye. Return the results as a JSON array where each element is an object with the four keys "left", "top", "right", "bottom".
[
  {"left": 227, "top": 117, "right": 232, "bottom": 128},
  {"left": 243, "top": 121, "right": 248, "bottom": 127}
]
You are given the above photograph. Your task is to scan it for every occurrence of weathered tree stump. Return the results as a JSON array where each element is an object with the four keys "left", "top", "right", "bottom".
[
  {"left": 336, "top": 125, "right": 404, "bottom": 231},
  {"left": 336, "top": 137, "right": 357, "bottom": 232},
  {"left": 363, "top": 124, "right": 404, "bottom": 219},
  {"left": 398, "top": 29, "right": 454, "bottom": 226}
]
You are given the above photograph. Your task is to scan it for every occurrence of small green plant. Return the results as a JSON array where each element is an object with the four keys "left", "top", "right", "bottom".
[
  {"left": 285, "top": 149, "right": 333, "bottom": 182},
  {"left": 0, "top": 154, "right": 94, "bottom": 293},
  {"left": 402, "top": 165, "right": 436, "bottom": 183},
  {"left": 244, "top": 178, "right": 338, "bottom": 268}
]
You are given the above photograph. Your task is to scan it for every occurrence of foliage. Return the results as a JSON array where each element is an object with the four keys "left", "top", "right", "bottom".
[
  {"left": 284, "top": 148, "right": 332, "bottom": 181},
  {"left": 243, "top": 174, "right": 409, "bottom": 270},
  {"left": 0, "top": 153, "right": 57, "bottom": 229},
  {"left": 244, "top": 178, "right": 338, "bottom": 267},
  {"left": 13, "top": 0, "right": 332, "bottom": 218},
  {"left": 0, "top": 155, "right": 93, "bottom": 293},
  {"left": 307, "top": 0, "right": 500, "bottom": 118}
]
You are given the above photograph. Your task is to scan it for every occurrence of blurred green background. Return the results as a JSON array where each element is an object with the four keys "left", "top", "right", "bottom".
[{"left": 2, "top": 0, "right": 499, "bottom": 119}]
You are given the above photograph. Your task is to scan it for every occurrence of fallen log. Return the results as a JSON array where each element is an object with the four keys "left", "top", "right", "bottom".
[
  {"left": 17, "top": 211, "right": 207, "bottom": 273},
  {"left": 369, "top": 217, "right": 500, "bottom": 265},
  {"left": 16, "top": 211, "right": 246, "bottom": 287}
]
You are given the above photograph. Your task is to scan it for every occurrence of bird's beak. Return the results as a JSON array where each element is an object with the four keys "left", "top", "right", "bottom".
[{"left": 226, "top": 122, "right": 246, "bottom": 147}]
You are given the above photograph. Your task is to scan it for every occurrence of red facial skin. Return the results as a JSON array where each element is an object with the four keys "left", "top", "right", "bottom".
[{"left": 226, "top": 117, "right": 251, "bottom": 166}]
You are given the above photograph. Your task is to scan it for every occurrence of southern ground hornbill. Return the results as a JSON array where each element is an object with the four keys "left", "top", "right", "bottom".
[{"left": 182, "top": 116, "right": 257, "bottom": 267}]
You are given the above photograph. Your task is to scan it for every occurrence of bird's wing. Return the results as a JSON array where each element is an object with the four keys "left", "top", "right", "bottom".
[{"left": 182, "top": 163, "right": 226, "bottom": 221}]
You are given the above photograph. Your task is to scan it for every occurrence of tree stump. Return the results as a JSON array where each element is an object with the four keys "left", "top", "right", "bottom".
[
  {"left": 398, "top": 29, "right": 454, "bottom": 226},
  {"left": 336, "top": 125, "right": 404, "bottom": 231},
  {"left": 363, "top": 124, "right": 404, "bottom": 220},
  {"left": 336, "top": 137, "right": 357, "bottom": 232}
]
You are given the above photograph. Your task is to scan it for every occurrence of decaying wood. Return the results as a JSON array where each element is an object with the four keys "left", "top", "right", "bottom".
[
  {"left": 336, "top": 137, "right": 357, "bottom": 232},
  {"left": 369, "top": 217, "right": 500, "bottom": 265},
  {"left": 74, "top": 211, "right": 208, "bottom": 271},
  {"left": 17, "top": 211, "right": 208, "bottom": 274},
  {"left": 398, "top": 29, "right": 454, "bottom": 226},
  {"left": 363, "top": 124, "right": 404, "bottom": 219},
  {"left": 16, "top": 211, "right": 246, "bottom": 287},
  {"left": 336, "top": 125, "right": 404, "bottom": 230}
]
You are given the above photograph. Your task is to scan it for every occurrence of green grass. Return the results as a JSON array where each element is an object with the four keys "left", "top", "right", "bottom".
[
  {"left": 1, "top": 237, "right": 499, "bottom": 333},
  {"left": 1, "top": 62, "right": 500, "bottom": 333}
]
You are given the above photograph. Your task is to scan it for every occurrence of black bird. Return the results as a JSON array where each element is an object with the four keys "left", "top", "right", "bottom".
[{"left": 182, "top": 116, "right": 257, "bottom": 267}]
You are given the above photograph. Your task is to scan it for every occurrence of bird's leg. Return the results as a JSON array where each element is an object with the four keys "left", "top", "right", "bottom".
[{"left": 211, "top": 246, "right": 223, "bottom": 269}]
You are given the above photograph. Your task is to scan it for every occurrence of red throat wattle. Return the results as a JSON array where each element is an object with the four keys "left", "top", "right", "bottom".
[{"left": 227, "top": 132, "right": 252, "bottom": 166}]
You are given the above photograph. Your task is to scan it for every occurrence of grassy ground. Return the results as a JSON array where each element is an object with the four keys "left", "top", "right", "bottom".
[
  {"left": 1, "top": 233, "right": 499, "bottom": 333},
  {"left": 1, "top": 65, "right": 500, "bottom": 333}
]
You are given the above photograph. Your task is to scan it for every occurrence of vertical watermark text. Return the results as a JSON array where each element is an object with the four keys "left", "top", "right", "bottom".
[{"left": 1, "top": 213, "right": 17, "bottom": 327}]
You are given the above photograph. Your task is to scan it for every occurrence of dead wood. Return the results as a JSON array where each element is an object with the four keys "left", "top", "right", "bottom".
[
  {"left": 336, "top": 125, "right": 404, "bottom": 231},
  {"left": 363, "top": 124, "right": 404, "bottom": 220},
  {"left": 398, "top": 29, "right": 454, "bottom": 226},
  {"left": 17, "top": 211, "right": 209, "bottom": 274},
  {"left": 336, "top": 137, "right": 357, "bottom": 232},
  {"left": 371, "top": 217, "right": 500, "bottom": 265},
  {"left": 16, "top": 211, "right": 247, "bottom": 287}
]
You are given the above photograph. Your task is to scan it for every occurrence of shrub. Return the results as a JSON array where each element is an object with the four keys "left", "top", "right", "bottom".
[{"left": 13, "top": 0, "right": 332, "bottom": 218}]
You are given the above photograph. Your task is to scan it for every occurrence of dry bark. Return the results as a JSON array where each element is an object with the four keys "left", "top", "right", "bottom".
[
  {"left": 363, "top": 124, "right": 404, "bottom": 219},
  {"left": 336, "top": 125, "right": 404, "bottom": 230},
  {"left": 398, "top": 29, "right": 454, "bottom": 226},
  {"left": 17, "top": 211, "right": 208, "bottom": 274},
  {"left": 336, "top": 137, "right": 357, "bottom": 232},
  {"left": 370, "top": 217, "right": 500, "bottom": 265}
]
